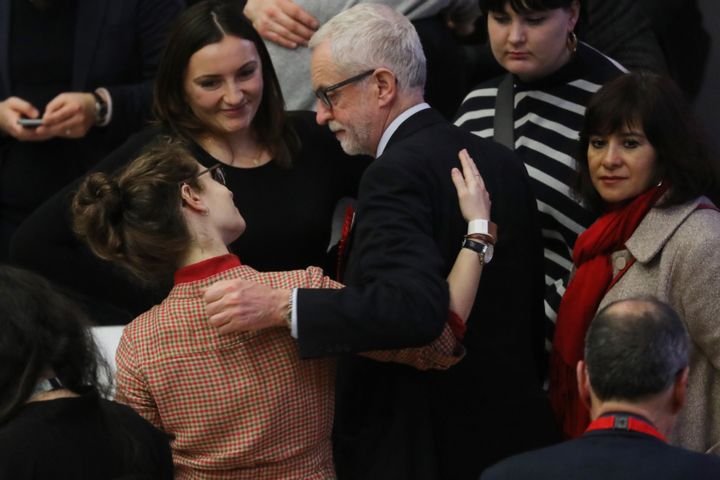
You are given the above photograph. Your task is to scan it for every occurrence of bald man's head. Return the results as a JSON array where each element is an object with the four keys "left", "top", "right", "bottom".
[{"left": 584, "top": 296, "right": 689, "bottom": 402}]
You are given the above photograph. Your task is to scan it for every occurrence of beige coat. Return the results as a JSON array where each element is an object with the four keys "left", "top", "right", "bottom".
[{"left": 599, "top": 196, "right": 720, "bottom": 454}]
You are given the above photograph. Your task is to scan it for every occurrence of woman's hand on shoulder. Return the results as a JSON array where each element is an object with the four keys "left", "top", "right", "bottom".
[{"left": 451, "top": 148, "right": 491, "bottom": 222}]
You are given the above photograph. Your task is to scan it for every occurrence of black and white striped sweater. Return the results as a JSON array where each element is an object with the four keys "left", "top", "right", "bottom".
[{"left": 454, "top": 42, "right": 626, "bottom": 347}]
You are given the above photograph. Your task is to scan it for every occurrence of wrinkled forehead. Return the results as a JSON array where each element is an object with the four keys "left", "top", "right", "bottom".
[{"left": 310, "top": 42, "right": 345, "bottom": 89}]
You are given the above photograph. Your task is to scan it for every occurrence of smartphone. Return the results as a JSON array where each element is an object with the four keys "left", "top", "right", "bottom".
[{"left": 17, "top": 118, "right": 43, "bottom": 128}]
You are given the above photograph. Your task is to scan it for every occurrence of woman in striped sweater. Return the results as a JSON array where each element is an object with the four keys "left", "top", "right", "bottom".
[{"left": 454, "top": 0, "right": 625, "bottom": 352}]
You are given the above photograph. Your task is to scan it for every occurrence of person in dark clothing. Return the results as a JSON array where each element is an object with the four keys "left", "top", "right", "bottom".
[
  {"left": 202, "top": 5, "right": 557, "bottom": 479},
  {"left": 481, "top": 297, "right": 720, "bottom": 480},
  {"left": 0, "top": 265, "right": 173, "bottom": 480},
  {"left": 0, "top": 0, "right": 184, "bottom": 260},
  {"left": 637, "top": 0, "right": 710, "bottom": 102}
]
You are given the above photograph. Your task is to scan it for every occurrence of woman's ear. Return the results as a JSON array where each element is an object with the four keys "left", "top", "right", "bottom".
[
  {"left": 180, "top": 183, "right": 207, "bottom": 215},
  {"left": 654, "top": 163, "right": 667, "bottom": 187},
  {"left": 568, "top": 0, "right": 580, "bottom": 30}
]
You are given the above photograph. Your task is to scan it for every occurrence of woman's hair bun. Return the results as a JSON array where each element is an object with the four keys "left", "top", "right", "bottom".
[
  {"left": 72, "top": 172, "right": 126, "bottom": 260},
  {"left": 76, "top": 173, "right": 125, "bottom": 222}
]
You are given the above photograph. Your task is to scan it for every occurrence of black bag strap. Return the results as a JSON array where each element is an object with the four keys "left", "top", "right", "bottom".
[{"left": 493, "top": 73, "right": 515, "bottom": 150}]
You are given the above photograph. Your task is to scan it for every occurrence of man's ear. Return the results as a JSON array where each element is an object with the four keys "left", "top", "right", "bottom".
[
  {"left": 180, "top": 183, "right": 206, "bottom": 215},
  {"left": 577, "top": 360, "right": 592, "bottom": 411},
  {"left": 373, "top": 68, "right": 397, "bottom": 108},
  {"left": 670, "top": 366, "right": 689, "bottom": 414}
]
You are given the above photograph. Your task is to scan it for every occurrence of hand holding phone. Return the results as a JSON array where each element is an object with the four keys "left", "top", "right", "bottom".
[{"left": 17, "top": 118, "right": 43, "bottom": 128}]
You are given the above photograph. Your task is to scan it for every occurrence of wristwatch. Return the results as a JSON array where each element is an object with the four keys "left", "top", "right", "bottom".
[
  {"left": 92, "top": 91, "right": 108, "bottom": 126},
  {"left": 462, "top": 237, "right": 493, "bottom": 264}
]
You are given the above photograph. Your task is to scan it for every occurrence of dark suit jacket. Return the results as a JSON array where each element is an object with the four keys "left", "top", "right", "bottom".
[
  {"left": 481, "top": 428, "right": 720, "bottom": 480},
  {"left": 297, "top": 108, "right": 558, "bottom": 479},
  {"left": 0, "top": 0, "right": 183, "bottom": 144}
]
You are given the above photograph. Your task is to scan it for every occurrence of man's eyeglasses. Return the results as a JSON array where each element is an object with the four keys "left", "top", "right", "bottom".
[
  {"left": 182, "top": 163, "right": 227, "bottom": 186},
  {"left": 314, "top": 69, "right": 375, "bottom": 108}
]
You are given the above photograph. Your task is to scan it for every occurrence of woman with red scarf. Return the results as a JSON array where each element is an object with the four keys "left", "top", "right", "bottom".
[{"left": 550, "top": 72, "right": 720, "bottom": 454}]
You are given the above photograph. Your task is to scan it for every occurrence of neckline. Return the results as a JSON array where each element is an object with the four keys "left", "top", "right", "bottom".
[
  {"left": 513, "top": 42, "right": 587, "bottom": 91},
  {"left": 585, "top": 413, "right": 667, "bottom": 442},
  {"left": 191, "top": 136, "right": 273, "bottom": 170},
  {"left": 174, "top": 253, "right": 242, "bottom": 285}
]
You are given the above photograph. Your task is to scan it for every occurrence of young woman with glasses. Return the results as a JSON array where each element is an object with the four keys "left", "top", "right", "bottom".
[{"left": 71, "top": 138, "right": 491, "bottom": 478}]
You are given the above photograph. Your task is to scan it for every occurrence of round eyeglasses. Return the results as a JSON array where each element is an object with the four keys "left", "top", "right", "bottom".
[{"left": 182, "top": 163, "right": 227, "bottom": 186}]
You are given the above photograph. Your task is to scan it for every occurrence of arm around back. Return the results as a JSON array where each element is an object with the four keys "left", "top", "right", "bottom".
[{"left": 296, "top": 146, "right": 451, "bottom": 357}]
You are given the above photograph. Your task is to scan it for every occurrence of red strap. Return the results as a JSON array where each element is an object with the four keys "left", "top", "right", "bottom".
[
  {"left": 585, "top": 415, "right": 667, "bottom": 442},
  {"left": 336, "top": 205, "right": 355, "bottom": 281}
]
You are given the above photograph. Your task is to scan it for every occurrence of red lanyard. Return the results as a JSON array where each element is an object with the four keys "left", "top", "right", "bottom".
[{"left": 585, "top": 415, "right": 667, "bottom": 442}]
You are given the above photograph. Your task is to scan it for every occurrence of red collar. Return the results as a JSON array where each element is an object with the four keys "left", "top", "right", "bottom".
[
  {"left": 174, "top": 254, "right": 242, "bottom": 285},
  {"left": 585, "top": 414, "right": 667, "bottom": 442}
]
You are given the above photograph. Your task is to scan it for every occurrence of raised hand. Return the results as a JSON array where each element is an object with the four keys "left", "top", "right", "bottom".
[{"left": 451, "top": 148, "right": 491, "bottom": 222}]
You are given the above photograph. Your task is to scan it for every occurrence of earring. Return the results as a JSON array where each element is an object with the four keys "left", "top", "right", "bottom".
[
  {"left": 567, "top": 31, "right": 578, "bottom": 54},
  {"left": 203, "top": 208, "right": 210, "bottom": 216}
]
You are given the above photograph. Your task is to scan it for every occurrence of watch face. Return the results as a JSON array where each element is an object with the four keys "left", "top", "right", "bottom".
[{"left": 484, "top": 243, "right": 494, "bottom": 263}]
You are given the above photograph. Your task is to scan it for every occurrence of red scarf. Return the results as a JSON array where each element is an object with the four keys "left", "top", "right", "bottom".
[{"left": 549, "top": 182, "right": 669, "bottom": 438}]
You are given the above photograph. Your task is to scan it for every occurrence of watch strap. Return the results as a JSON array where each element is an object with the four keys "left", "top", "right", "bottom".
[{"left": 461, "top": 237, "right": 489, "bottom": 264}]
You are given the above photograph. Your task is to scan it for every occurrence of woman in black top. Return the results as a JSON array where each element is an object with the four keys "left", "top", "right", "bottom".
[
  {"left": 9, "top": 0, "right": 369, "bottom": 323},
  {"left": 0, "top": 265, "right": 173, "bottom": 479}
]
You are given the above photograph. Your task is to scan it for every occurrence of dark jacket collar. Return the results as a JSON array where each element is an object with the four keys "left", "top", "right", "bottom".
[{"left": 383, "top": 107, "right": 446, "bottom": 155}]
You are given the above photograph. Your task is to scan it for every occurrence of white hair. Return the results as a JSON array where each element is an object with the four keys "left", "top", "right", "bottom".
[{"left": 309, "top": 4, "right": 426, "bottom": 94}]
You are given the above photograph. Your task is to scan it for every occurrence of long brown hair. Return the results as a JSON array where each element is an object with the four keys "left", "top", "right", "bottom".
[{"left": 153, "top": 0, "right": 298, "bottom": 167}]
